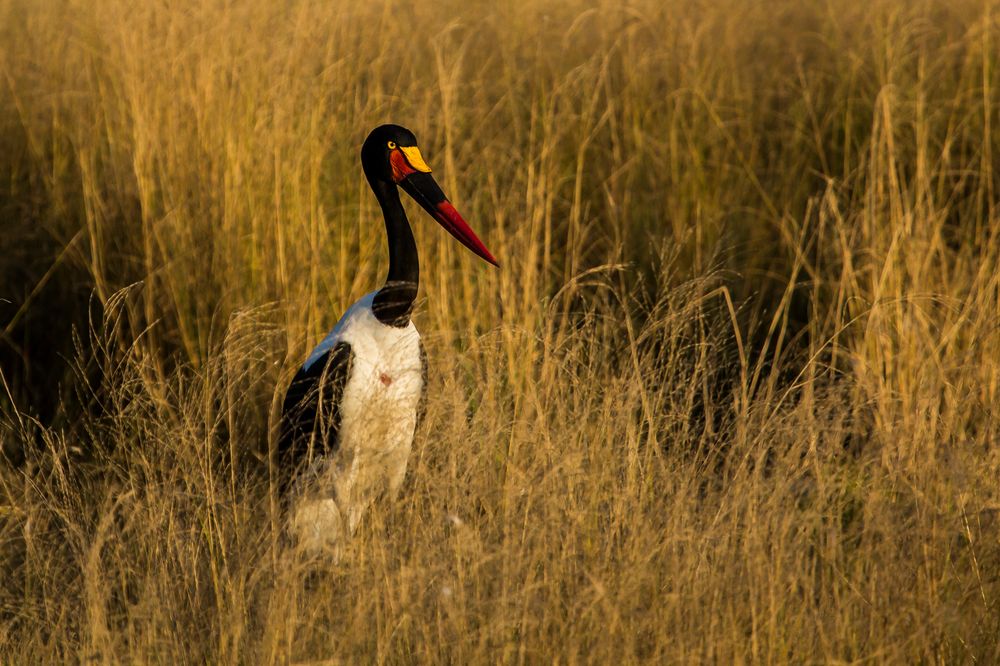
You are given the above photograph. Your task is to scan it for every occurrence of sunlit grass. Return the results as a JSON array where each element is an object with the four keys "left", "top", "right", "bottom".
[{"left": 1, "top": 0, "right": 999, "bottom": 661}]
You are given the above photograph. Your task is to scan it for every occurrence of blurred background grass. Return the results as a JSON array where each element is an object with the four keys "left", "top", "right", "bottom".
[{"left": 1, "top": 0, "right": 999, "bottom": 661}]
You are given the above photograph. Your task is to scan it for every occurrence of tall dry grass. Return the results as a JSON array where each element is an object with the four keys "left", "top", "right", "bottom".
[{"left": 1, "top": 0, "right": 999, "bottom": 661}]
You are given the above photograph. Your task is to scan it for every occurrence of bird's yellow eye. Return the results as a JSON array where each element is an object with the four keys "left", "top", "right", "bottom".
[{"left": 387, "top": 141, "right": 397, "bottom": 149}]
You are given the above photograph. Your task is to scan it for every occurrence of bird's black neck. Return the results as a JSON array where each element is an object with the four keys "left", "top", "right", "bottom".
[{"left": 370, "top": 180, "right": 418, "bottom": 327}]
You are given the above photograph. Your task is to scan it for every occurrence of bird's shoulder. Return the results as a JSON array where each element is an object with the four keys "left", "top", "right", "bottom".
[
  {"left": 302, "top": 292, "right": 422, "bottom": 374},
  {"left": 299, "top": 293, "right": 376, "bottom": 372},
  {"left": 289, "top": 339, "right": 353, "bottom": 387}
]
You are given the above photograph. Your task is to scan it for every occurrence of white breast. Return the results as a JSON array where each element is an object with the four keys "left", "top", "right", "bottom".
[
  {"left": 337, "top": 296, "right": 424, "bottom": 457},
  {"left": 291, "top": 291, "right": 423, "bottom": 554}
]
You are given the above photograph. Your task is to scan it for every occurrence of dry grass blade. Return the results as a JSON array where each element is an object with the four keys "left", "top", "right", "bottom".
[{"left": 1, "top": 0, "right": 999, "bottom": 662}]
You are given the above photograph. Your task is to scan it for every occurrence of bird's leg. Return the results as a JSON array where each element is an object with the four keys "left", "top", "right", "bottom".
[
  {"left": 385, "top": 440, "right": 413, "bottom": 502},
  {"left": 289, "top": 496, "right": 346, "bottom": 557},
  {"left": 334, "top": 450, "right": 365, "bottom": 535},
  {"left": 346, "top": 501, "right": 370, "bottom": 535}
]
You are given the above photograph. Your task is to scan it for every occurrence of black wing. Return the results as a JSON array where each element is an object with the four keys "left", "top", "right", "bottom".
[{"left": 277, "top": 341, "right": 354, "bottom": 481}]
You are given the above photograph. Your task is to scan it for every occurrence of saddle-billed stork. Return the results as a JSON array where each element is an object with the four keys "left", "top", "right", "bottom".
[{"left": 278, "top": 124, "right": 497, "bottom": 554}]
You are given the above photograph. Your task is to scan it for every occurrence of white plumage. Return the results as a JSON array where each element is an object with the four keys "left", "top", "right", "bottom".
[{"left": 290, "top": 292, "right": 424, "bottom": 555}]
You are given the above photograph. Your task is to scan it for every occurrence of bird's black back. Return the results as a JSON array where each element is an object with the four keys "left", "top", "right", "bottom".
[{"left": 277, "top": 341, "right": 354, "bottom": 486}]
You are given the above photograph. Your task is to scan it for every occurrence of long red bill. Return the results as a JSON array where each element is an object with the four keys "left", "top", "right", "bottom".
[
  {"left": 431, "top": 200, "right": 499, "bottom": 267},
  {"left": 398, "top": 170, "right": 499, "bottom": 267}
]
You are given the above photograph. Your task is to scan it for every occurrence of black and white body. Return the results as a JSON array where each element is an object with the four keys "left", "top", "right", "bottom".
[{"left": 278, "top": 124, "right": 498, "bottom": 555}]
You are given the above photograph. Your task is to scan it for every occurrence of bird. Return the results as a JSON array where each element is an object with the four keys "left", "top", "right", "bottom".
[{"left": 277, "top": 124, "right": 498, "bottom": 555}]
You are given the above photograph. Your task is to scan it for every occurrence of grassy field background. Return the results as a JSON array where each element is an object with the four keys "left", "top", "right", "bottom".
[{"left": 2, "top": 0, "right": 999, "bottom": 661}]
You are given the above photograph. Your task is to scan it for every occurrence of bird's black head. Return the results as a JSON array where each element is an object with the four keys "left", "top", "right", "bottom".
[
  {"left": 359, "top": 124, "right": 498, "bottom": 267},
  {"left": 360, "top": 124, "right": 424, "bottom": 185}
]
